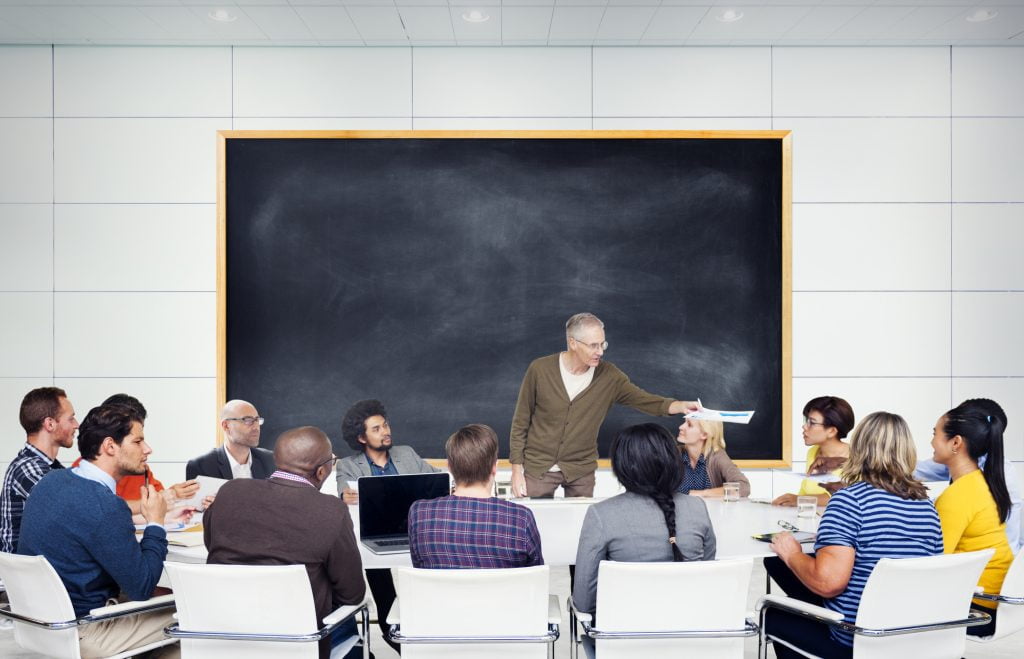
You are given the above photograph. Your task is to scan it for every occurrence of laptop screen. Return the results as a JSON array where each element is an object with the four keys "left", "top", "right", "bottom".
[{"left": 358, "top": 472, "right": 451, "bottom": 540}]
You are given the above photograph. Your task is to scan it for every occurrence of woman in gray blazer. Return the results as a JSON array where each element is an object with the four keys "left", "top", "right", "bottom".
[{"left": 572, "top": 423, "right": 717, "bottom": 616}]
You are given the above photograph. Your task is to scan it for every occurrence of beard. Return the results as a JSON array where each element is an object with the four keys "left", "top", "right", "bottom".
[{"left": 116, "top": 455, "right": 147, "bottom": 476}]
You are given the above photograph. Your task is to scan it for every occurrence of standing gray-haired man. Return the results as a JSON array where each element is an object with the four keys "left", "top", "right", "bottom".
[{"left": 509, "top": 312, "right": 698, "bottom": 498}]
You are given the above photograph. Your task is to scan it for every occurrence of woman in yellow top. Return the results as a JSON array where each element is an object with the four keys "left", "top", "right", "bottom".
[
  {"left": 772, "top": 396, "right": 855, "bottom": 507},
  {"left": 931, "top": 398, "right": 1013, "bottom": 637}
]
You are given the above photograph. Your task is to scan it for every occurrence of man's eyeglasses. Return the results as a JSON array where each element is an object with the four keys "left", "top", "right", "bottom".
[
  {"left": 802, "top": 417, "right": 826, "bottom": 428},
  {"left": 573, "top": 337, "right": 609, "bottom": 351},
  {"left": 315, "top": 455, "right": 339, "bottom": 470},
  {"left": 225, "top": 416, "right": 264, "bottom": 426}
]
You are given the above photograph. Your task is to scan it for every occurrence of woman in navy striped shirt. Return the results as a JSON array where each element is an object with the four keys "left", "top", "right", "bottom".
[{"left": 764, "top": 411, "right": 943, "bottom": 658}]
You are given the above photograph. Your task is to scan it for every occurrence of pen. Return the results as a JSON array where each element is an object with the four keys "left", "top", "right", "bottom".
[{"left": 144, "top": 470, "right": 150, "bottom": 488}]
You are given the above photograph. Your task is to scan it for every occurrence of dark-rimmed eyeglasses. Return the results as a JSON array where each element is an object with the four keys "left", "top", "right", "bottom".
[
  {"left": 225, "top": 416, "right": 264, "bottom": 426},
  {"left": 315, "top": 455, "right": 339, "bottom": 470}
]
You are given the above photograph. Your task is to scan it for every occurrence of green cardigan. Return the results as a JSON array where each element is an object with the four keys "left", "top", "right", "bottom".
[{"left": 509, "top": 353, "right": 674, "bottom": 482}]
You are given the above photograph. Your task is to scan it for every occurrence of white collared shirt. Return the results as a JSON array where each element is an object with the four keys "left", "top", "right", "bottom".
[
  {"left": 225, "top": 444, "right": 253, "bottom": 479},
  {"left": 71, "top": 459, "right": 117, "bottom": 494}
]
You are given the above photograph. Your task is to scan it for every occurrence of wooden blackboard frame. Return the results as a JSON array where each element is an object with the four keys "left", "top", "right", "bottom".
[{"left": 216, "top": 130, "right": 793, "bottom": 468}]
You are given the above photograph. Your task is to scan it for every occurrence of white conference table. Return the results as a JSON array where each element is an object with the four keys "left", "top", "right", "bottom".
[{"left": 166, "top": 497, "right": 818, "bottom": 568}]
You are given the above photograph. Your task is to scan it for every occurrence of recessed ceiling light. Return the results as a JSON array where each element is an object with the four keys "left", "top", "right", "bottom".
[
  {"left": 715, "top": 9, "right": 744, "bottom": 23},
  {"left": 208, "top": 9, "right": 238, "bottom": 23},
  {"left": 461, "top": 10, "right": 490, "bottom": 24},
  {"left": 966, "top": 8, "right": 998, "bottom": 23}
]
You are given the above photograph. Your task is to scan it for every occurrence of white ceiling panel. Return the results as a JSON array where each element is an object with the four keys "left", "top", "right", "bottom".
[
  {"left": 596, "top": 7, "right": 656, "bottom": 41},
  {"left": 87, "top": 7, "right": 171, "bottom": 41},
  {"left": 640, "top": 6, "right": 705, "bottom": 41},
  {"left": 449, "top": 7, "right": 501, "bottom": 42},
  {"left": 398, "top": 7, "right": 455, "bottom": 42},
  {"left": 782, "top": 6, "right": 865, "bottom": 39},
  {"left": 241, "top": 5, "right": 314, "bottom": 40},
  {"left": 549, "top": 6, "right": 604, "bottom": 41},
  {"left": 878, "top": 6, "right": 970, "bottom": 39},
  {"left": 292, "top": 6, "right": 362, "bottom": 40},
  {"left": 830, "top": 6, "right": 918, "bottom": 39},
  {"left": 690, "top": 6, "right": 813, "bottom": 39},
  {"left": 929, "top": 6, "right": 1024, "bottom": 40},
  {"left": 501, "top": 0, "right": 555, "bottom": 6},
  {"left": 347, "top": 6, "right": 407, "bottom": 41},
  {"left": 501, "top": 6, "right": 553, "bottom": 41}
]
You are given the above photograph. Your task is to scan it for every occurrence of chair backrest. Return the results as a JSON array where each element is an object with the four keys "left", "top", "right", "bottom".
[
  {"left": 854, "top": 549, "right": 993, "bottom": 659},
  {"left": 164, "top": 562, "right": 320, "bottom": 659},
  {"left": 592, "top": 558, "right": 753, "bottom": 659},
  {"left": 986, "top": 546, "right": 1024, "bottom": 641},
  {"left": 393, "top": 565, "right": 550, "bottom": 659},
  {"left": 0, "top": 551, "right": 81, "bottom": 659}
]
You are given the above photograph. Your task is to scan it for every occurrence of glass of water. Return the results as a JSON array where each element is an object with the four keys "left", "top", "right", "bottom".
[
  {"left": 723, "top": 482, "right": 740, "bottom": 502},
  {"left": 797, "top": 495, "right": 818, "bottom": 518}
]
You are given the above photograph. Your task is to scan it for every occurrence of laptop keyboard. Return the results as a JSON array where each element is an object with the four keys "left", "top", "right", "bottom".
[{"left": 375, "top": 539, "right": 408, "bottom": 547}]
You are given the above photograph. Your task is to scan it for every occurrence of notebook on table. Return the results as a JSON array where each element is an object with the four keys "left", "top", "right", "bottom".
[{"left": 358, "top": 472, "right": 450, "bottom": 554}]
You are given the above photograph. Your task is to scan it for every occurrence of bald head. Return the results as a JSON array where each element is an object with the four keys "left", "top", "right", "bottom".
[
  {"left": 274, "top": 426, "right": 333, "bottom": 477},
  {"left": 221, "top": 399, "right": 257, "bottom": 421}
]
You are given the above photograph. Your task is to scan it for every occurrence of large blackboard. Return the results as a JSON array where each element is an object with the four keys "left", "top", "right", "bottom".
[{"left": 220, "top": 132, "right": 790, "bottom": 465}]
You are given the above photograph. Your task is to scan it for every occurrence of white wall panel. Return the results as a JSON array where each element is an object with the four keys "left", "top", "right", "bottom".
[
  {"left": 952, "top": 203, "right": 1024, "bottom": 290},
  {"left": 233, "top": 48, "right": 411, "bottom": 117},
  {"left": 231, "top": 118, "right": 411, "bottom": 130},
  {"left": 54, "top": 292, "right": 215, "bottom": 377},
  {"left": 952, "top": 292, "right": 1024, "bottom": 377},
  {"left": 952, "top": 378, "right": 1024, "bottom": 461},
  {"left": 0, "top": 204, "right": 52, "bottom": 291},
  {"left": 0, "top": 45, "right": 51, "bottom": 117},
  {"left": 54, "top": 118, "right": 226, "bottom": 203},
  {"left": 412, "top": 117, "right": 591, "bottom": 130},
  {"left": 782, "top": 118, "right": 950, "bottom": 202},
  {"left": 952, "top": 119, "right": 1024, "bottom": 202},
  {"left": 54, "top": 46, "right": 231, "bottom": 117},
  {"left": 592, "top": 118, "right": 773, "bottom": 130},
  {"left": 0, "top": 293, "right": 52, "bottom": 376},
  {"left": 0, "top": 119, "right": 52, "bottom": 202},
  {"left": 54, "top": 204, "right": 215, "bottom": 291},
  {"left": 793, "top": 203, "right": 950, "bottom": 291},
  {"left": 793, "top": 292, "right": 950, "bottom": 377},
  {"left": 593, "top": 47, "right": 771, "bottom": 117},
  {"left": 792, "top": 377, "right": 951, "bottom": 467},
  {"left": 952, "top": 47, "right": 1024, "bottom": 117},
  {"left": 65, "top": 377, "right": 217, "bottom": 463},
  {"left": 773, "top": 47, "right": 949, "bottom": 117},
  {"left": 413, "top": 48, "right": 591, "bottom": 117},
  {"left": 0, "top": 378, "right": 54, "bottom": 457}
]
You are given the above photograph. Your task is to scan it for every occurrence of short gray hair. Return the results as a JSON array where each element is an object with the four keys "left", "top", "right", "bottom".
[{"left": 565, "top": 313, "right": 604, "bottom": 341}]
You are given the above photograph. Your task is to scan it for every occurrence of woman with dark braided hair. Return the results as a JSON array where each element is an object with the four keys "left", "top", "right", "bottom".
[
  {"left": 572, "top": 423, "right": 716, "bottom": 617},
  {"left": 931, "top": 398, "right": 1014, "bottom": 637}
]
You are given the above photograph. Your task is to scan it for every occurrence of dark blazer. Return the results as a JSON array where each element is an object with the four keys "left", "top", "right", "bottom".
[{"left": 185, "top": 445, "right": 276, "bottom": 481}]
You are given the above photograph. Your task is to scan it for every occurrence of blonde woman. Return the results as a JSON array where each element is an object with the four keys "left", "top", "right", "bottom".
[
  {"left": 676, "top": 417, "right": 750, "bottom": 497},
  {"left": 763, "top": 412, "right": 942, "bottom": 658}
]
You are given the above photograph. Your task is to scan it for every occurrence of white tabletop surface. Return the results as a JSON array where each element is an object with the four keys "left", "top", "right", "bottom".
[{"left": 165, "top": 496, "right": 819, "bottom": 568}]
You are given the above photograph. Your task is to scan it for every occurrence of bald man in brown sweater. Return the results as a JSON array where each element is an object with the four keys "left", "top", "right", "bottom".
[{"left": 204, "top": 426, "right": 365, "bottom": 658}]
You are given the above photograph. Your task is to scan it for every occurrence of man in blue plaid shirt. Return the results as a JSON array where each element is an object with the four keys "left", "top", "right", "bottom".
[
  {"left": 1, "top": 387, "right": 79, "bottom": 553},
  {"left": 408, "top": 424, "right": 543, "bottom": 569}
]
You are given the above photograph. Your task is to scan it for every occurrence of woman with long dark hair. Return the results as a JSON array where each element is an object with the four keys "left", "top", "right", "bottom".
[
  {"left": 572, "top": 423, "right": 716, "bottom": 616},
  {"left": 931, "top": 398, "right": 1014, "bottom": 636}
]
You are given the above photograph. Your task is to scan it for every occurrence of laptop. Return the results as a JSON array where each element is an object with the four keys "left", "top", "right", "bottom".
[{"left": 358, "top": 472, "right": 451, "bottom": 554}]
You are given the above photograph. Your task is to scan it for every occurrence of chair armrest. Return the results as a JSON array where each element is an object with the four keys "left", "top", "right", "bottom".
[
  {"left": 756, "top": 594, "right": 844, "bottom": 623},
  {"left": 323, "top": 597, "right": 367, "bottom": 626},
  {"left": 386, "top": 599, "right": 401, "bottom": 626},
  {"left": 87, "top": 594, "right": 175, "bottom": 620},
  {"left": 567, "top": 596, "right": 592, "bottom": 624},
  {"left": 548, "top": 594, "right": 562, "bottom": 625}
]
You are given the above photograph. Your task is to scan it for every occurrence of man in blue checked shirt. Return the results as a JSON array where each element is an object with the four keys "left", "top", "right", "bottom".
[
  {"left": 1, "top": 387, "right": 79, "bottom": 554},
  {"left": 408, "top": 423, "right": 543, "bottom": 569}
]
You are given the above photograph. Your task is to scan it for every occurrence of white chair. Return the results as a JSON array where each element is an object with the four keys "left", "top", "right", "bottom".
[
  {"left": 0, "top": 551, "right": 177, "bottom": 659},
  {"left": 968, "top": 546, "right": 1024, "bottom": 642},
  {"left": 757, "top": 548, "right": 994, "bottom": 659},
  {"left": 387, "top": 565, "right": 560, "bottom": 659},
  {"left": 163, "top": 562, "right": 368, "bottom": 659},
  {"left": 567, "top": 559, "right": 757, "bottom": 659}
]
